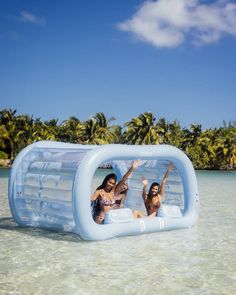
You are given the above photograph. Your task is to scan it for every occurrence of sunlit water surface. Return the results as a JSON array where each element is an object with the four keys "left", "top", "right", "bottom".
[{"left": 0, "top": 168, "right": 236, "bottom": 295}]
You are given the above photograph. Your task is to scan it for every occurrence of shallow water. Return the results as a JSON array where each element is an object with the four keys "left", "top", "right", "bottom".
[{"left": 0, "top": 168, "right": 236, "bottom": 295}]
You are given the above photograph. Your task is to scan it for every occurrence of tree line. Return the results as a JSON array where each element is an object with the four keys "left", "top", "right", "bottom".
[{"left": 0, "top": 109, "right": 235, "bottom": 170}]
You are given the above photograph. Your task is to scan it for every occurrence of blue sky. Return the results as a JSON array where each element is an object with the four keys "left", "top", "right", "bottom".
[{"left": 0, "top": 0, "right": 236, "bottom": 129}]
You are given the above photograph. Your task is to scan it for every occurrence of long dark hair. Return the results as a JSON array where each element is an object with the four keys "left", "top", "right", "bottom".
[
  {"left": 96, "top": 173, "right": 117, "bottom": 190},
  {"left": 147, "top": 182, "right": 160, "bottom": 199}
]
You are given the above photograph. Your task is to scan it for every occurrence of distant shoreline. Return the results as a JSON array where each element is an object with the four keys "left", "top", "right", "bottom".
[
  {"left": 0, "top": 109, "right": 235, "bottom": 170},
  {"left": 0, "top": 165, "right": 235, "bottom": 172},
  {"left": 0, "top": 160, "right": 11, "bottom": 168}
]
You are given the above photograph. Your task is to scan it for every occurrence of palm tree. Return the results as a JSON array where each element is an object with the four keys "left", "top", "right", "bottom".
[
  {"left": 77, "top": 117, "right": 100, "bottom": 144},
  {"left": 0, "top": 109, "right": 27, "bottom": 159},
  {"left": 31, "top": 119, "right": 56, "bottom": 142},
  {"left": 122, "top": 112, "right": 161, "bottom": 144},
  {"left": 156, "top": 118, "right": 183, "bottom": 147},
  {"left": 78, "top": 113, "right": 119, "bottom": 144},
  {"left": 44, "top": 119, "right": 59, "bottom": 127},
  {"left": 93, "top": 112, "right": 119, "bottom": 143},
  {"left": 93, "top": 112, "right": 115, "bottom": 128},
  {"left": 214, "top": 128, "right": 236, "bottom": 169},
  {"left": 156, "top": 117, "right": 168, "bottom": 140},
  {"left": 167, "top": 120, "right": 183, "bottom": 148},
  {"left": 58, "top": 116, "right": 82, "bottom": 143}
]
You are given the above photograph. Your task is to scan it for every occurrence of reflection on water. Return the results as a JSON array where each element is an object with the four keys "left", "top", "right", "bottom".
[{"left": 0, "top": 168, "right": 236, "bottom": 294}]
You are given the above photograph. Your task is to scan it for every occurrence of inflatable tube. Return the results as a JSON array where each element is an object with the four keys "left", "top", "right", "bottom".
[{"left": 8, "top": 141, "right": 199, "bottom": 241}]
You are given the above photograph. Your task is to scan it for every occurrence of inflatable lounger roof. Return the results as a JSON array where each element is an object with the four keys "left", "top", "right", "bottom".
[{"left": 8, "top": 141, "right": 199, "bottom": 241}]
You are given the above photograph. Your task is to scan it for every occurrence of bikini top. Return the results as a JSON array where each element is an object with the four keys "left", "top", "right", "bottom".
[
  {"left": 99, "top": 197, "right": 115, "bottom": 206},
  {"left": 146, "top": 196, "right": 161, "bottom": 212}
]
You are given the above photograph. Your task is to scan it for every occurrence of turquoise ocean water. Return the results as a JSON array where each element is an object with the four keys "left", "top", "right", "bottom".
[{"left": 0, "top": 168, "right": 236, "bottom": 294}]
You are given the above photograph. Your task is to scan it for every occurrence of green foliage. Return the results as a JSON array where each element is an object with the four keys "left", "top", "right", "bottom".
[
  {"left": 76, "top": 113, "right": 119, "bottom": 144},
  {"left": 122, "top": 112, "right": 162, "bottom": 144},
  {"left": 0, "top": 150, "right": 8, "bottom": 160},
  {"left": 0, "top": 109, "right": 235, "bottom": 170}
]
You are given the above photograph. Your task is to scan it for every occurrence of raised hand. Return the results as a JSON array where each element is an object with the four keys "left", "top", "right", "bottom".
[
  {"left": 132, "top": 159, "right": 142, "bottom": 170},
  {"left": 141, "top": 176, "right": 148, "bottom": 186}
]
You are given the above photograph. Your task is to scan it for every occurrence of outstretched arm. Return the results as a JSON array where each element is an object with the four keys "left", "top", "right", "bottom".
[
  {"left": 159, "top": 162, "right": 174, "bottom": 198},
  {"left": 115, "top": 160, "right": 141, "bottom": 193},
  {"left": 142, "top": 177, "right": 148, "bottom": 202}
]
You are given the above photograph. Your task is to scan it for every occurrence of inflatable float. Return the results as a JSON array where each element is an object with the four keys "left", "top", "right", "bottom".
[{"left": 8, "top": 141, "right": 199, "bottom": 241}]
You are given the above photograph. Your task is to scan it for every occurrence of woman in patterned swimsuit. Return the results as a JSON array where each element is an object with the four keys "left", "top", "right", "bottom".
[{"left": 91, "top": 160, "right": 141, "bottom": 224}]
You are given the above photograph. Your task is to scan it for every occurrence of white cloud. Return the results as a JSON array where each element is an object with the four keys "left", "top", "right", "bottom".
[
  {"left": 117, "top": 0, "right": 236, "bottom": 48},
  {"left": 20, "top": 11, "right": 46, "bottom": 26}
]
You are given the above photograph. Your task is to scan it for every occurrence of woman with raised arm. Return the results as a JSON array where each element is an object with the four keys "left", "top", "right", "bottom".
[
  {"left": 113, "top": 160, "right": 141, "bottom": 207},
  {"left": 91, "top": 160, "right": 141, "bottom": 224},
  {"left": 142, "top": 163, "right": 174, "bottom": 217}
]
